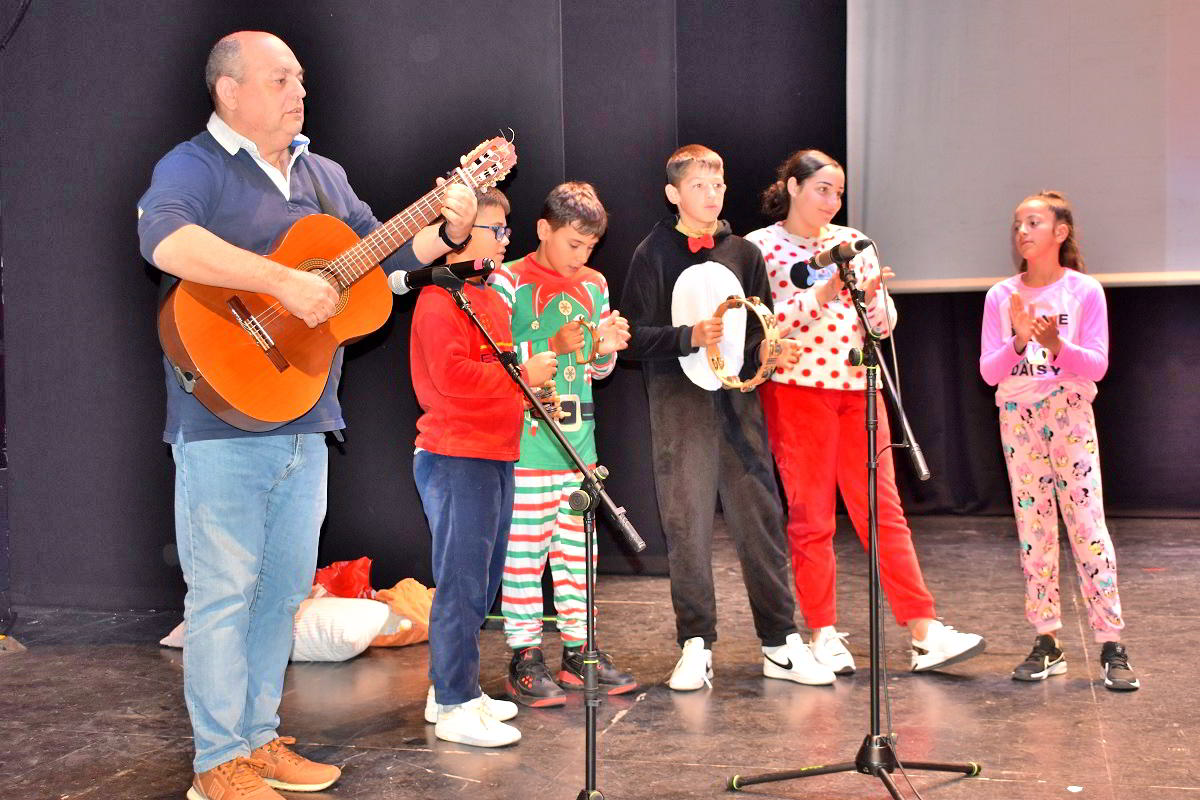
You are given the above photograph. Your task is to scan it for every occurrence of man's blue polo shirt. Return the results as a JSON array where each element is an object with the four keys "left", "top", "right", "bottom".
[{"left": 138, "top": 118, "right": 421, "bottom": 443}]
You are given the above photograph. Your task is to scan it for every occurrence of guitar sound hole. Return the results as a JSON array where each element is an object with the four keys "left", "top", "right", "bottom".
[{"left": 300, "top": 259, "right": 350, "bottom": 315}]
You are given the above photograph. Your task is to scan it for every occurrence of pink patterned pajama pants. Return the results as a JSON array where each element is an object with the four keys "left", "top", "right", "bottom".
[{"left": 998, "top": 387, "right": 1124, "bottom": 642}]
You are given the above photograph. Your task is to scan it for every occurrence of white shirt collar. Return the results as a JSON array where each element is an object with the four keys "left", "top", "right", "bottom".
[
  {"left": 206, "top": 112, "right": 310, "bottom": 158},
  {"left": 206, "top": 112, "right": 310, "bottom": 200}
]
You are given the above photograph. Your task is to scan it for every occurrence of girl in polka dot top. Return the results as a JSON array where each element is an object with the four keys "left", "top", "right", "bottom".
[{"left": 745, "top": 149, "right": 985, "bottom": 676}]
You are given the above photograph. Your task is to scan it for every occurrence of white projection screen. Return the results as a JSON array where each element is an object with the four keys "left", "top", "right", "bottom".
[{"left": 847, "top": 0, "right": 1200, "bottom": 292}]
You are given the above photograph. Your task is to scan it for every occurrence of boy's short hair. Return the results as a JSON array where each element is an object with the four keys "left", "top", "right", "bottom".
[
  {"left": 478, "top": 187, "right": 511, "bottom": 215},
  {"left": 666, "top": 144, "right": 724, "bottom": 187},
  {"left": 540, "top": 181, "right": 607, "bottom": 237}
]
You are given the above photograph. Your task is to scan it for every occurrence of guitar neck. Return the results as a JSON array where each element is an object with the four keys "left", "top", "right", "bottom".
[{"left": 331, "top": 178, "right": 457, "bottom": 286}]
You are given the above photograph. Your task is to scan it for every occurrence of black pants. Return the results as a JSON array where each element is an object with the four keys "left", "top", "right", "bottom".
[{"left": 647, "top": 372, "right": 797, "bottom": 648}]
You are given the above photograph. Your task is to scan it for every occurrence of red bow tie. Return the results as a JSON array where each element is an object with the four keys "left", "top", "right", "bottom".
[{"left": 687, "top": 233, "right": 715, "bottom": 253}]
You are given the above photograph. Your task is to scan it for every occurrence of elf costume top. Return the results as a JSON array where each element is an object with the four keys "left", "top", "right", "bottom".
[{"left": 490, "top": 253, "right": 616, "bottom": 469}]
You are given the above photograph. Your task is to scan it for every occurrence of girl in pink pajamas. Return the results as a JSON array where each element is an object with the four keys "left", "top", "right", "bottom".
[{"left": 980, "top": 190, "right": 1138, "bottom": 691}]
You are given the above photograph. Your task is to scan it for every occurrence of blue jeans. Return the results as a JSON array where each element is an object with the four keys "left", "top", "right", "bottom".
[
  {"left": 172, "top": 434, "right": 328, "bottom": 773},
  {"left": 414, "top": 451, "right": 513, "bottom": 706}
]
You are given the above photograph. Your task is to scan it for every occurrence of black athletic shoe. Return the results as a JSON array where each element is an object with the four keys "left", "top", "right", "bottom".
[
  {"left": 558, "top": 647, "right": 638, "bottom": 695},
  {"left": 1012, "top": 634, "right": 1067, "bottom": 681},
  {"left": 1100, "top": 642, "right": 1140, "bottom": 691},
  {"left": 506, "top": 647, "right": 566, "bottom": 707}
]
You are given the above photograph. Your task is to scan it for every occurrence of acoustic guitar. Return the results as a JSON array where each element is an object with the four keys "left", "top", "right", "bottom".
[{"left": 157, "top": 136, "right": 517, "bottom": 431}]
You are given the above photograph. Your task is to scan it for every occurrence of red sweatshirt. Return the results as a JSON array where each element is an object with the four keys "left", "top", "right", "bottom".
[{"left": 410, "top": 282, "right": 526, "bottom": 460}]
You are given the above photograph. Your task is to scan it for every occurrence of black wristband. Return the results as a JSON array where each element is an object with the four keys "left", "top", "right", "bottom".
[{"left": 438, "top": 219, "right": 471, "bottom": 251}]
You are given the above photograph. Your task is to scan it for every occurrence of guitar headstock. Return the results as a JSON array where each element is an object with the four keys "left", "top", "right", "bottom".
[{"left": 456, "top": 135, "right": 518, "bottom": 195}]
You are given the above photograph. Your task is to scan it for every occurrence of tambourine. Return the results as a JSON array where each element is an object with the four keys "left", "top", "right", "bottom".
[
  {"left": 706, "top": 295, "right": 782, "bottom": 393},
  {"left": 527, "top": 381, "right": 566, "bottom": 420},
  {"left": 572, "top": 314, "right": 603, "bottom": 365}
]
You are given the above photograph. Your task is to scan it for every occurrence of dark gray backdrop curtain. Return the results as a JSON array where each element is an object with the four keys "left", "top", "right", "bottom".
[
  {"left": 2, "top": 0, "right": 847, "bottom": 608},
  {"left": 5, "top": 2, "right": 1194, "bottom": 612},
  {"left": 888, "top": 286, "right": 1200, "bottom": 517}
]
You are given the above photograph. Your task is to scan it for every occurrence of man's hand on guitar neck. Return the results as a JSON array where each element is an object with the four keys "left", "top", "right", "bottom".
[
  {"left": 438, "top": 180, "right": 477, "bottom": 245},
  {"left": 409, "top": 180, "right": 479, "bottom": 264}
]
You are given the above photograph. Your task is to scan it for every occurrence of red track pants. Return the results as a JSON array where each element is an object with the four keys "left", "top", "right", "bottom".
[{"left": 760, "top": 382, "right": 936, "bottom": 628}]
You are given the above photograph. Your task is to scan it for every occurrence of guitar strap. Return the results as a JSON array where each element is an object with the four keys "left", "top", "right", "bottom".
[
  {"left": 303, "top": 156, "right": 349, "bottom": 446},
  {"left": 304, "top": 157, "right": 336, "bottom": 216}
]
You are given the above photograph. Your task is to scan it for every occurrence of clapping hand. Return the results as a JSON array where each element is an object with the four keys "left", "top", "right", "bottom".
[
  {"left": 862, "top": 265, "right": 895, "bottom": 304},
  {"left": 594, "top": 311, "right": 631, "bottom": 356},
  {"left": 1009, "top": 295, "right": 1036, "bottom": 353},
  {"left": 814, "top": 268, "right": 845, "bottom": 305},
  {"left": 1031, "top": 313, "right": 1062, "bottom": 356}
]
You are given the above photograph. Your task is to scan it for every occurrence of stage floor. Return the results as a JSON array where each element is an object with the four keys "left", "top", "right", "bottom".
[{"left": 1, "top": 516, "right": 1196, "bottom": 799}]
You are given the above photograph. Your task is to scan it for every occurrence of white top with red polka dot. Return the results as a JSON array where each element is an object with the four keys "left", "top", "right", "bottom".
[{"left": 745, "top": 222, "right": 897, "bottom": 391}]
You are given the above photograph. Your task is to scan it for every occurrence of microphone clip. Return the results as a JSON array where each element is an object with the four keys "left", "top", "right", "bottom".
[
  {"left": 836, "top": 260, "right": 867, "bottom": 309},
  {"left": 430, "top": 265, "right": 467, "bottom": 291},
  {"left": 836, "top": 259, "right": 858, "bottom": 291}
]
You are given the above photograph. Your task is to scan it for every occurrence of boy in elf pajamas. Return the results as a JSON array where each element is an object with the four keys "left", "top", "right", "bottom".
[{"left": 490, "top": 182, "right": 637, "bottom": 706}]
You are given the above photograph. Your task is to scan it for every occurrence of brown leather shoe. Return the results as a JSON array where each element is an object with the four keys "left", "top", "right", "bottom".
[
  {"left": 187, "top": 757, "right": 282, "bottom": 800},
  {"left": 251, "top": 736, "right": 341, "bottom": 792}
]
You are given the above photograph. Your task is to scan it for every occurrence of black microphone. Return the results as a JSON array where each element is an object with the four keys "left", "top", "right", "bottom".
[
  {"left": 387, "top": 257, "right": 495, "bottom": 295},
  {"left": 789, "top": 238, "right": 873, "bottom": 288}
]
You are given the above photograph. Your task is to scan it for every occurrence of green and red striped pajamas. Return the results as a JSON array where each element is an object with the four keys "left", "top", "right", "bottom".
[
  {"left": 501, "top": 467, "right": 596, "bottom": 648},
  {"left": 490, "top": 255, "right": 615, "bottom": 650}
]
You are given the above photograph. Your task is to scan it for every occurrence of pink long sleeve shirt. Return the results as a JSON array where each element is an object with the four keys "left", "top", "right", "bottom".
[{"left": 979, "top": 269, "right": 1109, "bottom": 405}]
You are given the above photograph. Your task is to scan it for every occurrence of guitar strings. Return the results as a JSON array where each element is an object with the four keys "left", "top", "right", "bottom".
[
  {"left": 251, "top": 183, "right": 452, "bottom": 328},
  {"left": 249, "top": 143, "right": 510, "bottom": 331}
]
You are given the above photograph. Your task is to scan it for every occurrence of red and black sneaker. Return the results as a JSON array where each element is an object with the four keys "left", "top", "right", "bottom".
[
  {"left": 558, "top": 647, "right": 638, "bottom": 695},
  {"left": 506, "top": 647, "right": 567, "bottom": 707}
]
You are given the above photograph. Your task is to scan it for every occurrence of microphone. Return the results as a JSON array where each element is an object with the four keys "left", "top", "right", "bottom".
[
  {"left": 387, "top": 257, "right": 495, "bottom": 295},
  {"left": 790, "top": 238, "right": 873, "bottom": 288}
]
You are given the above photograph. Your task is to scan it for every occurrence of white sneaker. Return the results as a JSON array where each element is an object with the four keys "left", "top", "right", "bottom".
[
  {"left": 811, "top": 627, "right": 857, "bottom": 675},
  {"left": 762, "top": 632, "right": 836, "bottom": 685},
  {"left": 425, "top": 686, "right": 518, "bottom": 724},
  {"left": 434, "top": 700, "right": 521, "bottom": 747},
  {"left": 668, "top": 637, "right": 713, "bottom": 691},
  {"left": 910, "top": 620, "right": 986, "bottom": 672}
]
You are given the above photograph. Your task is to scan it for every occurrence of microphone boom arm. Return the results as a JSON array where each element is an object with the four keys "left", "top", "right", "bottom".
[{"left": 837, "top": 259, "right": 930, "bottom": 481}]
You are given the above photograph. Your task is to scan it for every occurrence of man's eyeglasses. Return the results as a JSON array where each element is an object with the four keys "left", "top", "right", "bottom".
[{"left": 473, "top": 224, "right": 512, "bottom": 241}]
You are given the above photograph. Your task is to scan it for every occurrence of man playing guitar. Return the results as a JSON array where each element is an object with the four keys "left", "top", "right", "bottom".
[{"left": 137, "top": 30, "right": 478, "bottom": 800}]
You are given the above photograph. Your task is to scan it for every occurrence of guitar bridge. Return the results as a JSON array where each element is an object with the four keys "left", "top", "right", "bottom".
[{"left": 228, "top": 296, "right": 289, "bottom": 372}]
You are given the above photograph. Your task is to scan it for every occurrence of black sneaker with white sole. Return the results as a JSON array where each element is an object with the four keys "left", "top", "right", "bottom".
[
  {"left": 1012, "top": 634, "right": 1067, "bottom": 681},
  {"left": 1100, "top": 641, "right": 1140, "bottom": 691}
]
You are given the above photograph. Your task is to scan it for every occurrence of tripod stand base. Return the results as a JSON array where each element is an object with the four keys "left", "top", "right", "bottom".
[
  {"left": 575, "top": 791, "right": 604, "bottom": 800},
  {"left": 728, "top": 735, "right": 980, "bottom": 798}
]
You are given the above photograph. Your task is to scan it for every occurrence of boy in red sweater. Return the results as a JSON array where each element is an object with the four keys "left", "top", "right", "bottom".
[{"left": 410, "top": 246, "right": 557, "bottom": 748}]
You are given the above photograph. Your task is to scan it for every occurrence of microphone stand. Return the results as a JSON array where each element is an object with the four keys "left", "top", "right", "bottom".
[
  {"left": 727, "top": 261, "right": 979, "bottom": 799},
  {"left": 432, "top": 267, "right": 645, "bottom": 800}
]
